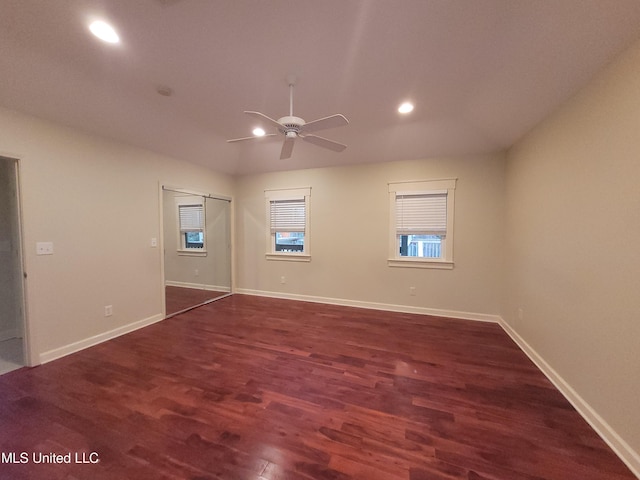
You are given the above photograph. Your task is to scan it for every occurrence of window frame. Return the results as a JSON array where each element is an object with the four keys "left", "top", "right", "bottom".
[
  {"left": 265, "top": 187, "right": 311, "bottom": 262},
  {"left": 388, "top": 179, "right": 456, "bottom": 269},
  {"left": 177, "top": 201, "right": 207, "bottom": 257}
]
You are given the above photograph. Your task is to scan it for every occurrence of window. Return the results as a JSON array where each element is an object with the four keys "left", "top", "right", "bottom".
[
  {"left": 265, "top": 187, "right": 311, "bottom": 261},
  {"left": 178, "top": 203, "right": 206, "bottom": 254},
  {"left": 388, "top": 179, "right": 456, "bottom": 269}
]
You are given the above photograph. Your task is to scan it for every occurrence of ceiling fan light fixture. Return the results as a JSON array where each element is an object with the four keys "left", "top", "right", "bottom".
[
  {"left": 398, "top": 102, "right": 414, "bottom": 114},
  {"left": 227, "top": 78, "right": 349, "bottom": 159},
  {"left": 89, "top": 20, "right": 120, "bottom": 44}
]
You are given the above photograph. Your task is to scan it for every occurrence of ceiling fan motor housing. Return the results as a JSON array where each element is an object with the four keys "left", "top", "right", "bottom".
[
  {"left": 278, "top": 116, "right": 305, "bottom": 136},
  {"left": 227, "top": 82, "right": 348, "bottom": 159}
]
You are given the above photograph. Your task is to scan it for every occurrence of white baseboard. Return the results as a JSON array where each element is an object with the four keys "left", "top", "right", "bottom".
[
  {"left": 236, "top": 288, "right": 638, "bottom": 477},
  {"left": 235, "top": 288, "right": 501, "bottom": 323},
  {"left": 39, "top": 313, "right": 165, "bottom": 365},
  {"left": 165, "top": 280, "right": 231, "bottom": 293},
  {"left": 31, "top": 287, "right": 639, "bottom": 477},
  {"left": 499, "top": 318, "right": 640, "bottom": 478}
]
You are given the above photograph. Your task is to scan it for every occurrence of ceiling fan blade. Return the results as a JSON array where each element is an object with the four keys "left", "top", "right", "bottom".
[
  {"left": 301, "top": 114, "right": 349, "bottom": 133},
  {"left": 280, "top": 137, "right": 295, "bottom": 159},
  {"left": 302, "top": 134, "right": 347, "bottom": 152},
  {"left": 244, "top": 111, "right": 283, "bottom": 130},
  {"left": 227, "top": 133, "right": 277, "bottom": 143}
]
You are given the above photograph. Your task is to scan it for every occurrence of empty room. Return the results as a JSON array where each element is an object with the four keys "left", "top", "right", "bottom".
[{"left": 0, "top": 1, "right": 638, "bottom": 479}]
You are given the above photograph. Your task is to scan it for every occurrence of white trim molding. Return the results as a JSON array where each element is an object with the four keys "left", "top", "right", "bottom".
[
  {"left": 388, "top": 178, "right": 457, "bottom": 269},
  {"left": 265, "top": 253, "right": 311, "bottom": 262},
  {"left": 387, "top": 258, "right": 454, "bottom": 270},
  {"left": 165, "top": 280, "right": 231, "bottom": 292},
  {"left": 234, "top": 288, "right": 639, "bottom": 476},
  {"left": 265, "top": 187, "right": 311, "bottom": 261},
  {"left": 235, "top": 288, "right": 501, "bottom": 323},
  {"left": 39, "top": 313, "right": 165, "bottom": 364},
  {"left": 499, "top": 318, "right": 640, "bottom": 478}
]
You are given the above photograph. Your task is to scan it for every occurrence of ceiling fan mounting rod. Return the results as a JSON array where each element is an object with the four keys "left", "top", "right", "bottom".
[
  {"left": 289, "top": 82, "right": 294, "bottom": 117},
  {"left": 227, "top": 73, "right": 348, "bottom": 160}
]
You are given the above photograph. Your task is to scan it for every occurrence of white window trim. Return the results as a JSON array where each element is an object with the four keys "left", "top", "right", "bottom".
[
  {"left": 388, "top": 179, "right": 456, "bottom": 269},
  {"left": 265, "top": 187, "right": 311, "bottom": 262},
  {"left": 177, "top": 200, "right": 207, "bottom": 257}
]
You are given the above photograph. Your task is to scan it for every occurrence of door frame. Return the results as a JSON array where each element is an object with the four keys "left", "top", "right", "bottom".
[{"left": 0, "top": 155, "right": 33, "bottom": 366}]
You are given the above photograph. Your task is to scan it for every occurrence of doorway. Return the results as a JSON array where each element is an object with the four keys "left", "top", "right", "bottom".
[
  {"left": 162, "top": 187, "right": 232, "bottom": 316},
  {"left": 0, "top": 156, "right": 26, "bottom": 374}
]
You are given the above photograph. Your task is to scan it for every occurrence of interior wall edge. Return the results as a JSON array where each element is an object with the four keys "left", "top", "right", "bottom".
[
  {"left": 234, "top": 288, "right": 501, "bottom": 324},
  {"left": 499, "top": 318, "right": 640, "bottom": 478},
  {"left": 38, "top": 313, "right": 165, "bottom": 365}
]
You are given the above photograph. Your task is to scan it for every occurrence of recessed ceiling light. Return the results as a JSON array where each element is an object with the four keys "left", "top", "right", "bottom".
[
  {"left": 89, "top": 20, "right": 120, "bottom": 44},
  {"left": 252, "top": 127, "right": 266, "bottom": 137},
  {"left": 398, "top": 102, "right": 414, "bottom": 114}
]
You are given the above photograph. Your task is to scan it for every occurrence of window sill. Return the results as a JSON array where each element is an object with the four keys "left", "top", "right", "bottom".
[
  {"left": 178, "top": 250, "right": 208, "bottom": 257},
  {"left": 266, "top": 253, "right": 311, "bottom": 262},
  {"left": 388, "top": 258, "right": 453, "bottom": 270}
]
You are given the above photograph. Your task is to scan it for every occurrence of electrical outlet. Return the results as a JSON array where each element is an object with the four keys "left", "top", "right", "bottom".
[
  {"left": 195, "top": 269, "right": 199, "bottom": 277},
  {"left": 104, "top": 305, "right": 113, "bottom": 317},
  {"left": 151, "top": 237, "right": 158, "bottom": 247},
  {"left": 280, "top": 276, "right": 286, "bottom": 284},
  {"left": 409, "top": 286, "right": 416, "bottom": 296},
  {"left": 36, "top": 242, "right": 54, "bottom": 255},
  {"left": 517, "top": 308, "right": 524, "bottom": 321}
]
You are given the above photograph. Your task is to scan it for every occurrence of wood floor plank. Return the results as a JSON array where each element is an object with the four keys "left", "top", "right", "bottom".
[{"left": 0, "top": 294, "right": 635, "bottom": 479}]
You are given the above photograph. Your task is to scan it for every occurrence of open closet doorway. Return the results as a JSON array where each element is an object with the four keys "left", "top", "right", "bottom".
[
  {"left": 162, "top": 187, "right": 232, "bottom": 316},
  {"left": 0, "top": 156, "right": 27, "bottom": 374}
]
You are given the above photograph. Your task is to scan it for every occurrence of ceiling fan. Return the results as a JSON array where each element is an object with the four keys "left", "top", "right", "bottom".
[{"left": 227, "top": 76, "right": 349, "bottom": 160}]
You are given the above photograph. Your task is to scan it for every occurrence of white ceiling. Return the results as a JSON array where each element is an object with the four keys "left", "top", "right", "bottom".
[{"left": 1, "top": 1, "right": 640, "bottom": 175}]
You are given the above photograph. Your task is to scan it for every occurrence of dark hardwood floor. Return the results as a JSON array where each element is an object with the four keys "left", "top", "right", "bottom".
[
  {"left": 0, "top": 295, "right": 634, "bottom": 479},
  {"left": 165, "top": 286, "right": 228, "bottom": 315}
]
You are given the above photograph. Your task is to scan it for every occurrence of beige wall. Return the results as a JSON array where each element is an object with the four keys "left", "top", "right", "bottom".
[
  {"left": 0, "top": 106, "right": 233, "bottom": 364},
  {"left": 235, "top": 154, "right": 505, "bottom": 318},
  {"left": 2, "top": 35, "right": 638, "bottom": 473},
  {"left": 503, "top": 40, "right": 640, "bottom": 464}
]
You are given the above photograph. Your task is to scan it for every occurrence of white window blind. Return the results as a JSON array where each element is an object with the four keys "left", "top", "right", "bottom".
[
  {"left": 395, "top": 192, "right": 447, "bottom": 236},
  {"left": 270, "top": 199, "right": 305, "bottom": 233},
  {"left": 179, "top": 204, "right": 204, "bottom": 232}
]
